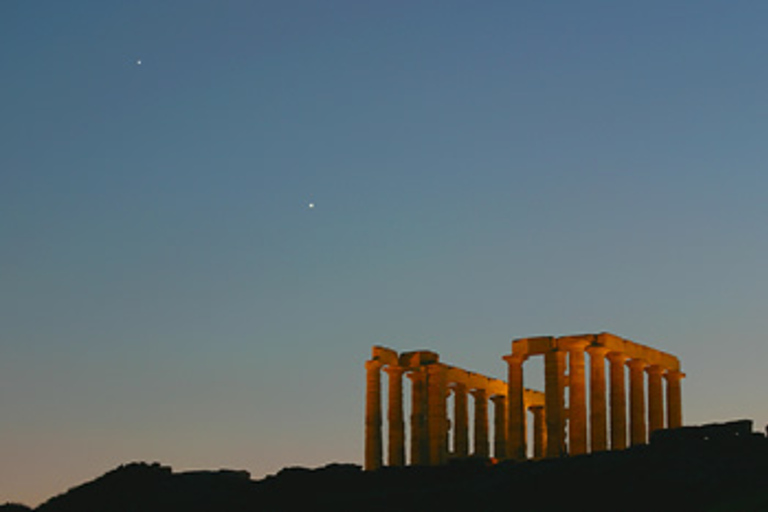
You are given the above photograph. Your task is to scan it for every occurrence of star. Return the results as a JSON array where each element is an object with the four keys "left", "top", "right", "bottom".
[
  {"left": 136, "top": 59, "right": 142, "bottom": 65},
  {"left": 308, "top": 203, "right": 315, "bottom": 209}
]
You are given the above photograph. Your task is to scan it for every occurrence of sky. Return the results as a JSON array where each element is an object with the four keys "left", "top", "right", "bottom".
[{"left": 2, "top": 0, "right": 768, "bottom": 506}]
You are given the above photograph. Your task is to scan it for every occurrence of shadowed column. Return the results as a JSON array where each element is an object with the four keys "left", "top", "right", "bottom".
[
  {"left": 504, "top": 353, "right": 526, "bottom": 460},
  {"left": 607, "top": 352, "right": 628, "bottom": 451},
  {"left": 587, "top": 346, "right": 610, "bottom": 452},
  {"left": 407, "top": 369, "right": 428, "bottom": 465},
  {"left": 470, "top": 388, "right": 489, "bottom": 457},
  {"left": 530, "top": 405, "right": 547, "bottom": 459},
  {"left": 646, "top": 365, "right": 665, "bottom": 436},
  {"left": 451, "top": 382, "right": 469, "bottom": 457},
  {"left": 627, "top": 358, "right": 648, "bottom": 446},
  {"left": 490, "top": 395, "right": 507, "bottom": 459},
  {"left": 545, "top": 349, "right": 567, "bottom": 458},
  {"left": 364, "top": 359, "right": 383, "bottom": 470},
  {"left": 563, "top": 339, "right": 590, "bottom": 455},
  {"left": 427, "top": 364, "right": 448, "bottom": 465},
  {"left": 384, "top": 365, "right": 406, "bottom": 466},
  {"left": 665, "top": 369, "right": 685, "bottom": 429}
]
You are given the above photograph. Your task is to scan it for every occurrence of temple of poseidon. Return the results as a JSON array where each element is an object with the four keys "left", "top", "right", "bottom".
[{"left": 364, "top": 332, "right": 684, "bottom": 470}]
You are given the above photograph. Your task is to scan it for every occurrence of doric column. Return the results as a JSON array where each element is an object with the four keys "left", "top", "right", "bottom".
[
  {"left": 607, "top": 352, "right": 628, "bottom": 451},
  {"left": 490, "top": 395, "right": 507, "bottom": 459},
  {"left": 530, "top": 405, "right": 547, "bottom": 459},
  {"left": 665, "top": 369, "right": 685, "bottom": 429},
  {"left": 504, "top": 353, "right": 526, "bottom": 460},
  {"left": 562, "top": 339, "right": 590, "bottom": 456},
  {"left": 384, "top": 365, "right": 406, "bottom": 466},
  {"left": 544, "top": 349, "right": 567, "bottom": 458},
  {"left": 451, "top": 382, "right": 469, "bottom": 457},
  {"left": 407, "top": 368, "right": 428, "bottom": 465},
  {"left": 627, "top": 359, "right": 648, "bottom": 446},
  {"left": 364, "top": 359, "right": 383, "bottom": 470},
  {"left": 646, "top": 365, "right": 665, "bottom": 436},
  {"left": 587, "top": 346, "right": 610, "bottom": 452},
  {"left": 426, "top": 364, "right": 448, "bottom": 465},
  {"left": 470, "top": 388, "right": 489, "bottom": 457}
]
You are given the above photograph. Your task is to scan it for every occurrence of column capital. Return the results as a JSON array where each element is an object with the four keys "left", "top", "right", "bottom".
[
  {"left": 365, "top": 359, "right": 383, "bottom": 371},
  {"left": 528, "top": 404, "right": 545, "bottom": 412},
  {"left": 606, "top": 351, "right": 629, "bottom": 364},
  {"left": 489, "top": 394, "right": 506, "bottom": 404},
  {"left": 626, "top": 358, "right": 648, "bottom": 371},
  {"left": 665, "top": 369, "right": 686, "bottom": 381},
  {"left": 586, "top": 345, "right": 611, "bottom": 358},
  {"left": 469, "top": 388, "right": 488, "bottom": 399},
  {"left": 406, "top": 368, "right": 425, "bottom": 382},
  {"left": 449, "top": 381, "right": 467, "bottom": 391},
  {"left": 503, "top": 353, "right": 528, "bottom": 364},
  {"left": 383, "top": 365, "right": 406, "bottom": 376},
  {"left": 645, "top": 364, "right": 665, "bottom": 376}
]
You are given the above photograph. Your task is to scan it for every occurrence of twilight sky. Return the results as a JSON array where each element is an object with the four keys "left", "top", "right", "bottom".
[{"left": 3, "top": 1, "right": 768, "bottom": 506}]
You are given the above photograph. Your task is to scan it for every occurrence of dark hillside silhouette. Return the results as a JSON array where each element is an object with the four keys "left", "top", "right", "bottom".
[{"left": 15, "top": 420, "right": 768, "bottom": 512}]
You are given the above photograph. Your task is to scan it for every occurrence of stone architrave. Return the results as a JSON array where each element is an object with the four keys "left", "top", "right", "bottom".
[
  {"left": 607, "top": 352, "right": 628, "bottom": 451},
  {"left": 544, "top": 349, "right": 567, "bottom": 458},
  {"left": 364, "top": 359, "right": 383, "bottom": 470},
  {"left": 490, "top": 395, "right": 507, "bottom": 459},
  {"left": 384, "top": 365, "right": 406, "bottom": 466},
  {"left": 504, "top": 353, "right": 526, "bottom": 460},
  {"left": 627, "top": 358, "right": 648, "bottom": 446},
  {"left": 646, "top": 365, "right": 665, "bottom": 435},
  {"left": 587, "top": 346, "right": 610, "bottom": 452},
  {"left": 470, "top": 388, "right": 489, "bottom": 457},
  {"left": 665, "top": 370, "right": 685, "bottom": 429}
]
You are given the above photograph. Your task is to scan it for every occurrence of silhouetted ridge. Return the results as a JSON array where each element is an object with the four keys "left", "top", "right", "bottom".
[
  {"left": 27, "top": 421, "right": 768, "bottom": 512},
  {"left": 0, "top": 504, "right": 33, "bottom": 512}
]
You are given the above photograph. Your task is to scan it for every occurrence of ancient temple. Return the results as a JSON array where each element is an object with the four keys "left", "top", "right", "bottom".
[{"left": 364, "top": 332, "right": 684, "bottom": 469}]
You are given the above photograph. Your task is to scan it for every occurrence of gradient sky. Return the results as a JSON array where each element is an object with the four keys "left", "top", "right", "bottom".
[{"left": 3, "top": 1, "right": 768, "bottom": 506}]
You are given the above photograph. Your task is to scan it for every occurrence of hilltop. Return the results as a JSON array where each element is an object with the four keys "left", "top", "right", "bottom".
[{"left": 4, "top": 421, "right": 768, "bottom": 512}]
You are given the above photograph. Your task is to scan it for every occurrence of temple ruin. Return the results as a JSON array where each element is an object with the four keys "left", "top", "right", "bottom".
[{"left": 364, "top": 332, "right": 684, "bottom": 469}]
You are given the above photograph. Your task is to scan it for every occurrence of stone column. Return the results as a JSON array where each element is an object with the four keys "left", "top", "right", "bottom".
[
  {"left": 384, "top": 365, "right": 406, "bottom": 466},
  {"left": 364, "top": 359, "right": 383, "bottom": 470},
  {"left": 607, "top": 352, "right": 628, "bottom": 451},
  {"left": 563, "top": 339, "right": 590, "bottom": 455},
  {"left": 587, "top": 346, "right": 610, "bottom": 452},
  {"left": 451, "top": 382, "right": 469, "bottom": 457},
  {"left": 544, "top": 349, "right": 567, "bottom": 458},
  {"left": 530, "top": 405, "right": 547, "bottom": 459},
  {"left": 646, "top": 365, "right": 665, "bottom": 436},
  {"left": 407, "top": 368, "right": 428, "bottom": 465},
  {"left": 471, "top": 388, "right": 489, "bottom": 457},
  {"left": 491, "top": 395, "right": 507, "bottom": 459},
  {"left": 665, "top": 369, "right": 685, "bottom": 429},
  {"left": 504, "top": 353, "right": 526, "bottom": 460},
  {"left": 427, "top": 364, "right": 448, "bottom": 465},
  {"left": 627, "top": 359, "right": 648, "bottom": 446}
]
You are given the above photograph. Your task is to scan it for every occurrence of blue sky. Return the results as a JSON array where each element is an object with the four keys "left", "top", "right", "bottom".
[{"left": 2, "top": 1, "right": 768, "bottom": 506}]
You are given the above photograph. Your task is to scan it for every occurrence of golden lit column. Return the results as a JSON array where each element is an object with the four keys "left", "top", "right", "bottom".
[
  {"left": 451, "top": 382, "right": 469, "bottom": 457},
  {"left": 665, "top": 369, "right": 685, "bottom": 429},
  {"left": 607, "top": 352, "right": 628, "bottom": 451},
  {"left": 427, "top": 364, "right": 448, "bottom": 465},
  {"left": 544, "top": 349, "right": 567, "bottom": 458},
  {"left": 504, "top": 353, "right": 527, "bottom": 460},
  {"left": 490, "top": 395, "right": 507, "bottom": 459},
  {"left": 470, "top": 388, "right": 489, "bottom": 457},
  {"left": 563, "top": 339, "right": 590, "bottom": 455},
  {"left": 384, "top": 365, "right": 406, "bottom": 466},
  {"left": 407, "top": 368, "right": 428, "bottom": 465},
  {"left": 364, "top": 359, "right": 383, "bottom": 470},
  {"left": 627, "top": 358, "right": 648, "bottom": 446},
  {"left": 530, "top": 405, "right": 547, "bottom": 459},
  {"left": 587, "top": 346, "right": 610, "bottom": 452},
  {"left": 646, "top": 365, "right": 665, "bottom": 436}
]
